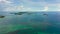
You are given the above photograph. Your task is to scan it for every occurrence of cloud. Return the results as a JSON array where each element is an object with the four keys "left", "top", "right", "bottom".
[
  {"left": 0, "top": 0, "right": 13, "bottom": 4},
  {"left": 4, "top": 5, "right": 32, "bottom": 12},
  {"left": 57, "top": 4, "right": 60, "bottom": 11},
  {"left": 0, "top": 0, "right": 14, "bottom": 11},
  {"left": 42, "top": 5, "right": 48, "bottom": 11},
  {"left": 4, "top": 6, "right": 22, "bottom": 11},
  {"left": 0, "top": 0, "right": 60, "bottom": 12}
]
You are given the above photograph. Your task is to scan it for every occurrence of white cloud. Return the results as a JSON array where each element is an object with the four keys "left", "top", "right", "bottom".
[
  {"left": 4, "top": 6, "right": 40, "bottom": 11},
  {"left": 0, "top": 0, "right": 13, "bottom": 4},
  {"left": 43, "top": 5, "right": 48, "bottom": 11},
  {"left": 57, "top": 4, "right": 60, "bottom": 11},
  {"left": 0, "top": 0, "right": 14, "bottom": 11},
  {"left": 4, "top": 5, "right": 32, "bottom": 12},
  {"left": 4, "top": 6, "right": 20, "bottom": 11},
  {"left": 47, "top": 4, "right": 60, "bottom": 11},
  {"left": 0, "top": 0, "right": 60, "bottom": 12}
]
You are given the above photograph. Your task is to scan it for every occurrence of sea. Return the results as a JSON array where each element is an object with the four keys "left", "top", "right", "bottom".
[{"left": 0, "top": 11, "right": 60, "bottom": 34}]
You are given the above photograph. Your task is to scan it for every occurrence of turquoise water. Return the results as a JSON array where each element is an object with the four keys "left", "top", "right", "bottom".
[{"left": 0, "top": 12, "right": 60, "bottom": 34}]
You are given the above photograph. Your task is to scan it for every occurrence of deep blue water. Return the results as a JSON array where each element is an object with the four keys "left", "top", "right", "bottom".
[{"left": 0, "top": 12, "right": 60, "bottom": 34}]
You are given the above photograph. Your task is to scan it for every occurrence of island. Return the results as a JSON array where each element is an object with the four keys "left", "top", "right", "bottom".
[
  {"left": 10, "top": 12, "right": 27, "bottom": 15},
  {"left": 43, "top": 14, "right": 48, "bottom": 16},
  {"left": 10, "top": 12, "right": 32, "bottom": 15},
  {"left": 0, "top": 16, "right": 5, "bottom": 18},
  {"left": 15, "top": 12, "right": 28, "bottom": 15}
]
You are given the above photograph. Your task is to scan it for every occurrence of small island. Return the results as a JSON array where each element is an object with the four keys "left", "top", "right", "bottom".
[
  {"left": 15, "top": 12, "right": 28, "bottom": 15},
  {"left": 10, "top": 12, "right": 28, "bottom": 15},
  {"left": 0, "top": 16, "right": 5, "bottom": 18},
  {"left": 10, "top": 12, "right": 32, "bottom": 15},
  {"left": 43, "top": 14, "right": 48, "bottom": 16}
]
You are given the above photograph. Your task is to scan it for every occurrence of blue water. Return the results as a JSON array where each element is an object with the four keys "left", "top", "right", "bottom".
[{"left": 0, "top": 12, "right": 60, "bottom": 34}]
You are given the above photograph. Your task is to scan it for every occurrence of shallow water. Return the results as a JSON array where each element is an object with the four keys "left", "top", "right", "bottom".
[{"left": 0, "top": 12, "right": 60, "bottom": 34}]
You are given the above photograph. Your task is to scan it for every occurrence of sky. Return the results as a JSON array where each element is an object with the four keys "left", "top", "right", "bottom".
[{"left": 0, "top": 0, "right": 60, "bottom": 12}]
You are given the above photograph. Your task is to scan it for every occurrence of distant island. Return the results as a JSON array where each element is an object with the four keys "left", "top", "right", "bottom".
[
  {"left": 10, "top": 12, "right": 32, "bottom": 15},
  {"left": 43, "top": 14, "right": 48, "bottom": 16},
  {"left": 15, "top": 12, "right": 28, "bottom": 15},
  {"left": 10, "top": 12, "right": 48, "bottom": 16},
  {"left": 0, "top": 16, "right": 5, "bottom": 18}
]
